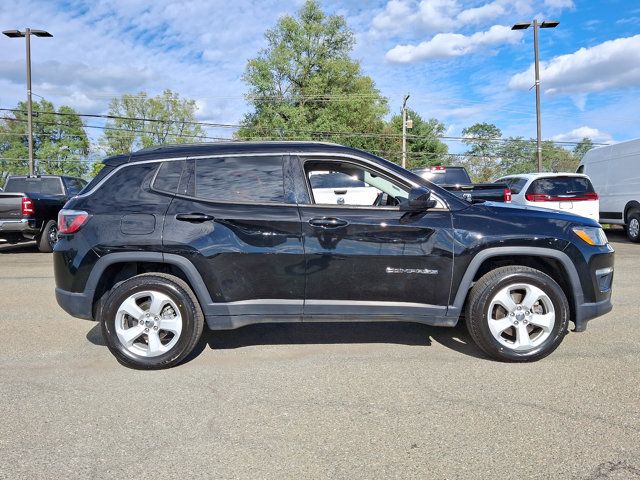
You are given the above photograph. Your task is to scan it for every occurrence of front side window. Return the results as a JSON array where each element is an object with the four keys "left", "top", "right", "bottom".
[
  {"left": 64, "top": 178, "right": 85, "bottom": 195},
  {"left": 195, "top": 156, "right": 285, "bottom": 204},
  {"left": 305, "top": 161, "right": 410, "bottom": 207}
]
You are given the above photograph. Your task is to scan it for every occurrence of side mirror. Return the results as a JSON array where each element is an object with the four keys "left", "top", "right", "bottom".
[{"left": 401, "top": 186, "right": 436, "bottom": 211}]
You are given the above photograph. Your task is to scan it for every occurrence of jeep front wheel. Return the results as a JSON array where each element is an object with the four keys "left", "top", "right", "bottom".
[
  {"left": 465, "top": 266, "right": 569, "bottom": 362},
  {"left": 100, "top": 273, "right": 204, "bottom": 369}
]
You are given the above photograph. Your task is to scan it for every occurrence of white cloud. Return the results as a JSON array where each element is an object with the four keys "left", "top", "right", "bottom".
[
  {"left": 509, "top": 35, "right": 640, "bottom": 95},
  {"left": 0, "top": 0, "right": 297, "bottom": 129},
  {"left": 457, "top": 1, "right": 505, "bottom": 25},
  {"left": 386, "top": 25, "right": 520, "bottom": 62},
  {"left": 543, "top": 0, "right": 574, "bottom": 11},
  {"left": 551, "top": 126, "right": 612, "bottom": 143}
]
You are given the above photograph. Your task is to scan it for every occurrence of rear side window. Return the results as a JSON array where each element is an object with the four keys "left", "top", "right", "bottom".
[
  {"left": 4, "top": 177, "right": 64, "bottom": 195},
  {"left": 195, "top": 156, "right": 284, "bottom": 204},
  {"left": 527, "top": 176, "right": 595, "bottom": 197},
  {"left": 153, "top": 160, "right": 184, "bottom": 194},
  {"left": 500, "top": 177, "right": 528, "bottom": 194}
]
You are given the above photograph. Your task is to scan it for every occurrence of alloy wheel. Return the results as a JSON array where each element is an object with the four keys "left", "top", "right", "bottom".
[
  {"left": 114, "top": 290, "right": 183, "bottom": 357},
  {"left": 487, "top": 283, "right": 556, "bottom": 351}
]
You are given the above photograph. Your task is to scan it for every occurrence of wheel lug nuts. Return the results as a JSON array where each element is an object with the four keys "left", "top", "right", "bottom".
[
  {"left": 153, "top": 326, "right": 158, "bottom": 330},
  {"left": 510, "top": 312, "right": 515, "bottom": 317},
  {"left": 144, "top": 327, "right": 149, "bottom": 332},
  {"left": 139, "top": 320, "right": 144, "bottom": 325},
  {"left": 514, "top": 321, "right": 519, "bottom": 325}
]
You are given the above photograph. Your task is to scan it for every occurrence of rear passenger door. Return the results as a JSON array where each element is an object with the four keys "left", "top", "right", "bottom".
[{"left": 162, "top": 154, "right": 305, "bottom": 318}]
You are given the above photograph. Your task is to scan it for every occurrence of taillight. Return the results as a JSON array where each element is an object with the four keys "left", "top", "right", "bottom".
[
  {"left": 503, "top": 188, "right": 512, "bottom": 203},
  {"left": 526, "top": 192, "right": 599, "bottom": 202},
  {"left": 58, "top": 209, "right": 90, "bottom": 234},
  {"left": 525, "top": 193, "right": 550, "bottom": 202},
  {"left": 21, "top": 197, "right": 34, "bottom": 215}
]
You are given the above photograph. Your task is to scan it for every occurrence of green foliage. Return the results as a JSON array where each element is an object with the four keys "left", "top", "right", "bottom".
[
  {"left": 378, "top": 109, "right": 448, "bottom": 167},
  {"left": 237, "top": 0, "right": 388, "bottom": 151},
  {"left": 0, "top": 99, "right": 90, "bottom": 177},
  {"left": 460, "top": 122, "right": 590, "bottom": 181},
  {"left": 461, "top": 122, "right": 502, "bottom": 181},
  {"left": 573, "top": 137, "right": 594, "bottom": 160},
  {"left": 100, "top": 89, "right": 204, "bottom": 155},
  {"left": 90, "top": 161, "right": 105, "bottom": 178}
]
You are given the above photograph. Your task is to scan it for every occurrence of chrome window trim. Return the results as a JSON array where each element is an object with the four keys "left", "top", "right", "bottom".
[{"left": 75, "top": 150, "right": 446, "bottom": 209}]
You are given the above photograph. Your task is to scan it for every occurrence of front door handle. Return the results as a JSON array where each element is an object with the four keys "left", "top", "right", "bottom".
[
  {"left": 175, "top": 213, "right": 215, "bottom": 223},
  {"left": 308, "top": 217, "right": 349, "bottom": 229}
]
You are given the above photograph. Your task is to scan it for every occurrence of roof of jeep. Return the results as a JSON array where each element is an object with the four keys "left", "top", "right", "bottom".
[{"left": 103, "top": 141, "right": 368, "bottom": 166}]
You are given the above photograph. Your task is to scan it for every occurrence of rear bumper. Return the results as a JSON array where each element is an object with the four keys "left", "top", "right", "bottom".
[
  {"left": 0, "top": 218, "right": 39, "bottom": 237},
  {"left": 55, "top": 287, "right": 94, "bottom": 320}
]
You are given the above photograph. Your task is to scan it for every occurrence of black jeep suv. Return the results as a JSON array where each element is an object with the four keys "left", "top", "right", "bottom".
[{"left": 54, "top": 142, "right": 614, "bottom": 369}]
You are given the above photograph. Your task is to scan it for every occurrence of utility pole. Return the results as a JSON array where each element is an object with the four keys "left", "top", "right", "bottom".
[
  {"left": 401, "top": 94, "right": 410, "bottom": 169},
  {"left": 3, "top": 28, "right": 53, "bottom": 176},
  {"left": 512, "top": 20, "right": 558, "bottom": 173}
]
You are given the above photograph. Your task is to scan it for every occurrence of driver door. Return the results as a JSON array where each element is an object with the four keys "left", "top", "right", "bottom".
[{"left": 296, "top": 156, "right": 454, "bottom": 317}]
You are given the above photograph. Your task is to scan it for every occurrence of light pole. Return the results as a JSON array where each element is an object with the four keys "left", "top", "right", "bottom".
[
  {"left": 3, "top": 28, "right": 53, "bottom": 176},
  {"left": 512, "top": 20, "right": 558, "bottom": 173},
  {"left": 401, "top": 94, "right": 410, "bottom": 169}
]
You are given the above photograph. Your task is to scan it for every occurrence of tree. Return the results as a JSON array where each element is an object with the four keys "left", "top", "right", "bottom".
[
  {"left": 573, "top": 137, "right": 594, "bottom": 160},
  {"left": 498, "top": 137, "right": 536, "bottom": 175},
  {"left": 100, "top": 89, "right": 204, "bottom": 155},
  {"left": 461, "top": 122, "right": 502, "bottom": 181},
  {"left": 237, "top": 0, "right": 388, "bottom": 151},
  {"left": 379, "top": 109, "right": 448, "bottom": 167},
  {"left": 0, "top": 99, "right": 89, "bottom": 177}
]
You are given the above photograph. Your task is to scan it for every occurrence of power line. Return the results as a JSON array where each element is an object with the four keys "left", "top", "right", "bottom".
[{"left": 0, "top": 108, "right": 603, "bottom": 147}]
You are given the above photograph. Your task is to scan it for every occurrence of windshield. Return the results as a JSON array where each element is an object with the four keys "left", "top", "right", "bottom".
[{"left": 4, "top": 177, "right": 64, "bottom": 195}]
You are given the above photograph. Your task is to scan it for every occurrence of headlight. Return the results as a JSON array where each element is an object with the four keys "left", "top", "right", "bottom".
[{"left": 572, "top": 226, "right": 608, "bottom": 246}]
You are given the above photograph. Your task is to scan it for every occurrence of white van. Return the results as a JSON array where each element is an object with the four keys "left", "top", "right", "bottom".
[{"left": 578, "top": 138, "right": 640, "bottom": 242}]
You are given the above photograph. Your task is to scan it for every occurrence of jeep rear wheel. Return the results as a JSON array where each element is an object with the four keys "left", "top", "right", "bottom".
[
  {"left": 100, "top": 273, "right": 204, "bottom": 369},
  {"left": 465, "top": 266, "right": 569, "bottom": 362}
]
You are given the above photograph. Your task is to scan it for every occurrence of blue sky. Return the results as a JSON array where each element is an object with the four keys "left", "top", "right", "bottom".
[{"left": 1, "top": 0, "right": 639, "bottom": 155}]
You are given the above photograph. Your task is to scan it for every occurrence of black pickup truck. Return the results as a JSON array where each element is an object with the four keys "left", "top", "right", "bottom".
[
  {"left": 0, "top": 175, "right": 86, "bottom": 252},
  {"left": 412, "top": 166, "right": 511, "bottom": 203}
]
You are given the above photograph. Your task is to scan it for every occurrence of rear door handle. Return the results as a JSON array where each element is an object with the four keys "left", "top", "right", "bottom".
[
  {"left": 308, "top": 217, "right": 349, "bottom": 229},
  {"left": 175, "top": 213, "right": 215, "bottom": 223},
  {"left": 334, "top": 189, "right": 347, "bottom": 195}
]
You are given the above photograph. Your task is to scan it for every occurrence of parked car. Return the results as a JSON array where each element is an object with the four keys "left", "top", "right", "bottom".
[
  {"left": 54, "top": 142, "right": 613, "bottom": 369},
  {"left": 578, "top": 138, "right": 640, "bottom": 242},
  {"left": 493, "top": 173, "right": 599, "bottom": 222},
  {"left": 412, "top": 166, "right": 511, "bottom": 203},
  {"left": 0, "top": 175, "right": 87, "bottom": 252}
]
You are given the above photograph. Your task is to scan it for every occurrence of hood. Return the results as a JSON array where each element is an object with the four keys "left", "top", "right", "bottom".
[{"left": 479, "top": 201, "right": 601, "bottom": 227}]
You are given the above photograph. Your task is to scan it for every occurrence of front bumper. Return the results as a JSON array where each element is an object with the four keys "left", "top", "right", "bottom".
[
  {"left": 574, "top": 295, "right": 613, "bottom": 332},
  {"left": 55, "top": 287, "right": 94, "bottom": 320}
]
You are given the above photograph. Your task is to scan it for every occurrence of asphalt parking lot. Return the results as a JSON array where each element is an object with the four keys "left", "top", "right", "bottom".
[{"left": 0, "top": 230, "right": 638, "bottom": 480}]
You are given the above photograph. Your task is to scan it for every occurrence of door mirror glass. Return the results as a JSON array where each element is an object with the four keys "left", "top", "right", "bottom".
[{"left": 401, "top": 186, "right": 436, "bottom": 211}]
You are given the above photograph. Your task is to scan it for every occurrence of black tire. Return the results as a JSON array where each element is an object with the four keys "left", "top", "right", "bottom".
[
  {"left": 465, "top": 266, "right": 569, "bottom": 362},
  {"left": 626, "top": 210, "right": 640, "bottom": 243},
  {"left": 100, "top": 273, "right": 204, "bottom": 369},
  {"left": 37, "top": 220, "right": 58, "bottom": 253}
]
